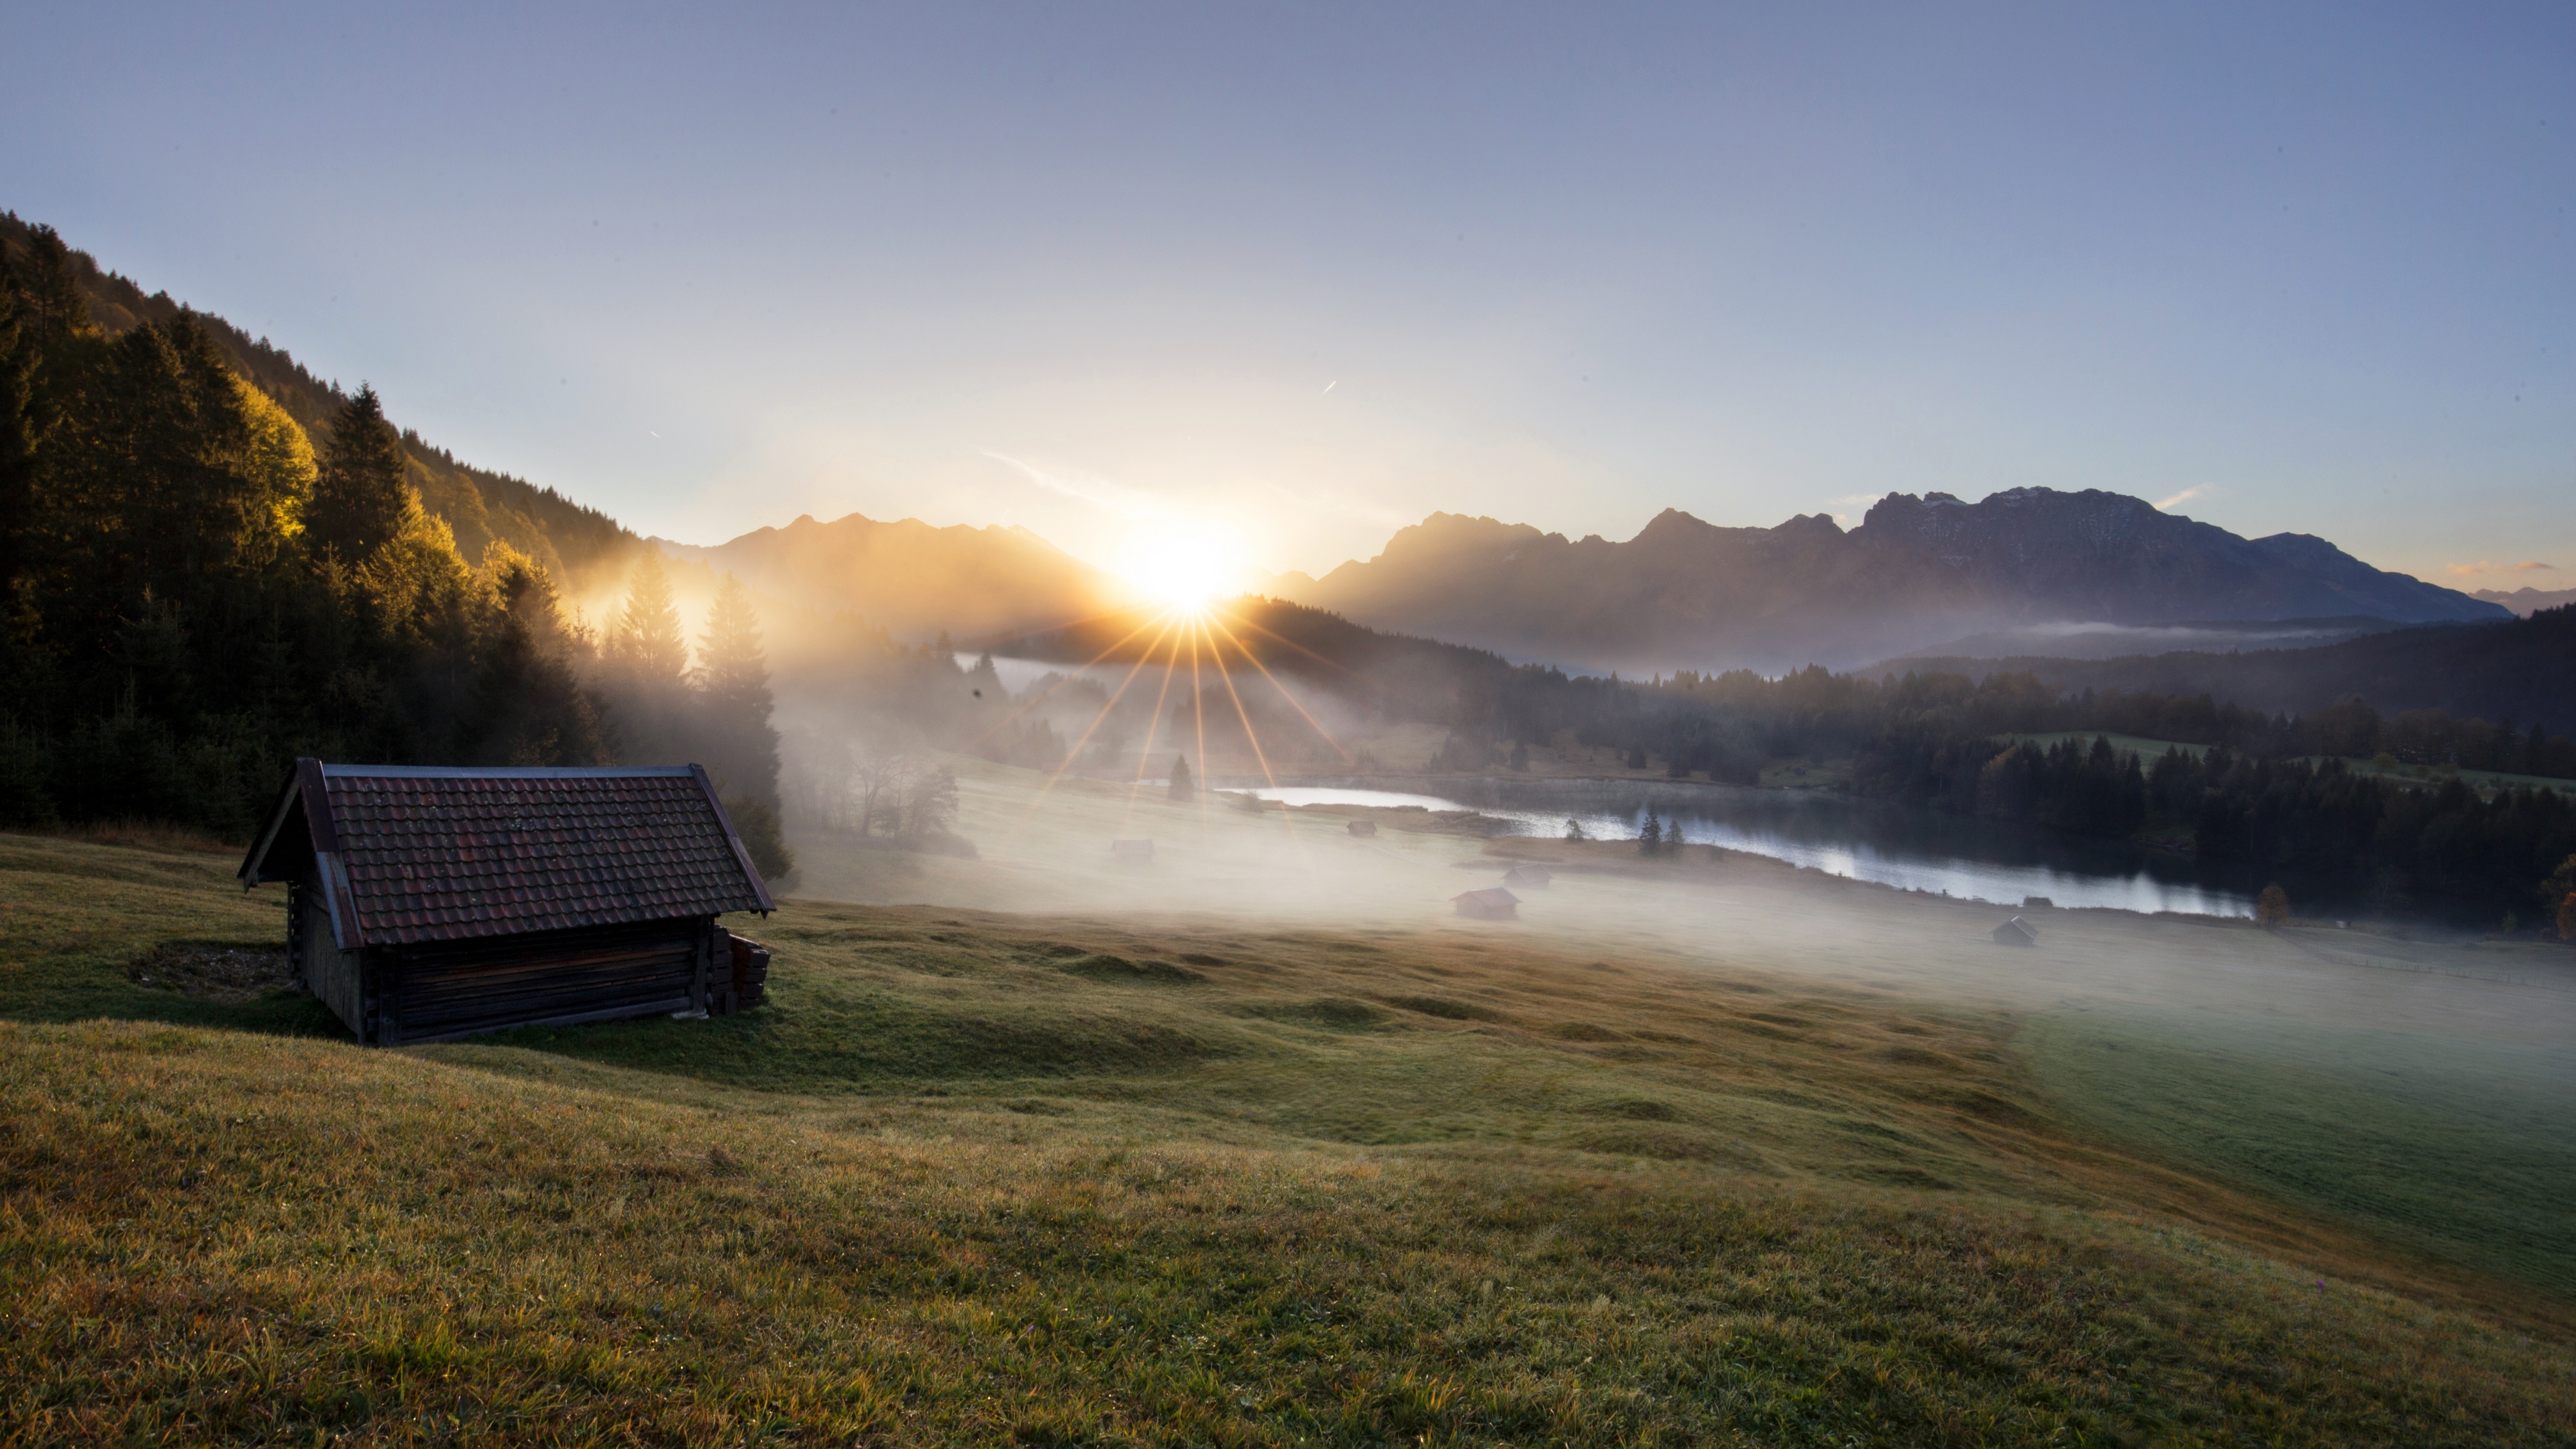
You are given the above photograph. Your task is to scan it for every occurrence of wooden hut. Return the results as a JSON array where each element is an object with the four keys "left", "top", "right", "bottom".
[
  {"left": 237, "top": 760, "right": 775, "bottom": 1045},
  {"left": 1112, "top": 838, "right": 1156, "bottom": 864},
  {"left": 1346, "top": 818, "right": 1378, "bottom": 837},
  {"left": 1502, "top": 863, "right": 1554, "bottom": 890},
  {"left": 1452, "top": 887, "right": 1520, "bottom": 920},
  {"left": 1992, "top": 916, "right": 2038, "bottom": 947}
]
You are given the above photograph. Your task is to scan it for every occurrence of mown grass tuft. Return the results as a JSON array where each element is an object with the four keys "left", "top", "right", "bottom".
[{"left": 1058, "top": 953, "right": 1208, "bottom": 984}]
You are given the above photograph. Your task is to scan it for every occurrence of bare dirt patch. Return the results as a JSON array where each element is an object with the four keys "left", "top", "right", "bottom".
[{"left": 126, "top": 941, "right": 294, "bottom": 1002}]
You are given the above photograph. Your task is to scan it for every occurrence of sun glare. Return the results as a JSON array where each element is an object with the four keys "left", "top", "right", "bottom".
[{"left": 1117, "top": 523, "right": 1242, "bottom": 612}]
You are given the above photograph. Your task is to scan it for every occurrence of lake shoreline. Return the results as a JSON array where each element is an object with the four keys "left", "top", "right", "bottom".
[{"left": 1218, "top": 771, "right": 2268, "bottom": 920}]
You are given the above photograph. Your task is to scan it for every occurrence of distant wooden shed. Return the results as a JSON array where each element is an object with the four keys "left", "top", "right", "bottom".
[
  {"left": 237, "top": 760, "right": 775, "bottom": 1045},
  {"left": 1452, "top": 888, "right": 1520, "bottom": 920},
  {"left": 1346, "top": 818, "right": 1378, "bottom": 837},
  {"left": 1112, "top": 838, "right": 1155, "bottom": 864},
  {"left": 1992, "top": 916, "right": 2038, "bottom": 947},
  {"left": 1502, "top": 863, "right": 1553, "bottom": 890}
]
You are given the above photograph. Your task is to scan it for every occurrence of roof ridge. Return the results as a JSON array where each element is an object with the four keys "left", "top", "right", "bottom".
[{"left": 317, "top": 763, "right": 700, "bottom": 780}]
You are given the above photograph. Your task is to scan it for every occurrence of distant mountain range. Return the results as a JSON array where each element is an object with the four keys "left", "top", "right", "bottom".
[
  {"left": 1257, "top": 488, "right": 2506, "bottom": 673},
  {"left": 2471, "top": 586, "right": 2576, "bottom": 618}
]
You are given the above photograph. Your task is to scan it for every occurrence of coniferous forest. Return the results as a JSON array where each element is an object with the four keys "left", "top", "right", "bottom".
[{"left": 1481, "top": 660, "right": 2576, "bottom": 920}]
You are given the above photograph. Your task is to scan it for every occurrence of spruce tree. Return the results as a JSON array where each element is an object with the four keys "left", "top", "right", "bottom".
[
  {"left": 610, "top": 548, "right": 688, "bottom": 688},
  {"left": 1169, "top": 753, "right": 1193, "bottom": 804},
  {"left": 305, "top": 384, "right": 409, "bottom": 564},
  {"left": 0, "top": 225, "right": 85, "bottom": 615},
  {"left": 696, "top": 574, "right": 772, "bottom": 724},
  {"left": 694, "top": 572, "right": 792, "bottom": 879},
  {"left": 596, "top": 548, "right": 690, "bottom": 769},
  {"left": 1639, "top": 806, "right": 1663, "bottom": 855}
]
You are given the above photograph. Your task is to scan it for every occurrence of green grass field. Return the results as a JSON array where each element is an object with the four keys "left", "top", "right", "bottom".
[
  {"left": 2018, "top": 1007, "right": 2576, "bottom": 1297},
  {"left": 5, "top": 825, "right": 2576, "bottom": 1444},
  {"left": 2004, "top": 732, "right": 2210, "bottom": 761},
  {"left": 2316, "top": 756, "right": 2576, "bottom": 798}
]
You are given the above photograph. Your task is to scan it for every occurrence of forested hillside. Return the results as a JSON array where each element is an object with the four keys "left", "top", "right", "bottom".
[
  {"left": 0, "top": 220, "right": 790, "bottom": 873},
  {"left": 1886, "top": 606, "right": 2576, "bottom": 730},
  {"left": 0, "top": 213, "right": 630, "bottom": 587}
]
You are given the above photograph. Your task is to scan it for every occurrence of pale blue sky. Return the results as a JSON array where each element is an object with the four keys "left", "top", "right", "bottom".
[{"left": 3, "top": 3, "right": 2568, "bottom": 586}]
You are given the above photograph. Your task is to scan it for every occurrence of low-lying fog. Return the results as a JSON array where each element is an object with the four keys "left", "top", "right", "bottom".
[{"left": 780, "top": 752, "right": 2576, "bottom": 1063}]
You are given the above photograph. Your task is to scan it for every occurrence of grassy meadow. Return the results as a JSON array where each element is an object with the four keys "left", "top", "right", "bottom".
[
  {"left": 2020, "top": 1007, "right": 2576, "bottom": 1298},
  {"left": 4, "top": 805, "right": 2576, "bottom": 1444}
]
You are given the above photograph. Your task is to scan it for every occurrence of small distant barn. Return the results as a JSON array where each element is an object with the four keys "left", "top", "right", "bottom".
[
  {"left": 1112, "top": 838, "right": 1155, "bottom": 864},
  {"left": 1346, "top": 818, "right": 1378, "bottom": 837},
  {"left": 238, "top": 760, "right": 775, "bottom": 1045},
  {"left": 1452, "top": 887, "right": 1520, "bottom": 920},
  {"left": 1992, "top": 916, "right": 2038, "bottom": 948},
  {"left": 1502, "top": 863, "right": 1553, "bottom": 890}
]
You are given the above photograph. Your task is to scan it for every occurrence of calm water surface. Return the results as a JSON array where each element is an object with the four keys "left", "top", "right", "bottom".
[{"left": 1249, "top": 777, "right": 2258, "bottom": 919}]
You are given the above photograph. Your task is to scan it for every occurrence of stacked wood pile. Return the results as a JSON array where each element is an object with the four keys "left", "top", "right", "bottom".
[{"left": 710, "top": 931, "right": 771, "bottom": 1016}]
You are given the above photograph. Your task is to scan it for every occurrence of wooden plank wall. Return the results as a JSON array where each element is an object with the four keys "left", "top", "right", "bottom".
[
  {"left": 293, "top": 883, "right": 368, "bottom": 1038},
  {"left": 380, "top": 918, "right": 708, "bottom": 1045}
]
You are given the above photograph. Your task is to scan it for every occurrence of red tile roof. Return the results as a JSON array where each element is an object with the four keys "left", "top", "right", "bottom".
[{"left": 241, "top": 762, "right": 774, "bottom": 947}]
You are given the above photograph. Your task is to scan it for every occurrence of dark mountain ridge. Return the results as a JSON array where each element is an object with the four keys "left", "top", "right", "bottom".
[{"left": 1269, "top": 487, "right": 2505, "bottom": 674}]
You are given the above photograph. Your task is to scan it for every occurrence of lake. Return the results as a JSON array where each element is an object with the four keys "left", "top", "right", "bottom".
[{"left": 1246, "top": 777, "right": 2260, "bottom": 919}]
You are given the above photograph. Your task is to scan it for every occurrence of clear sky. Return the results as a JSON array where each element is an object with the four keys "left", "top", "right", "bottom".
[{"left": 3, "top": 3, "right": 2569, "bottom": 589}]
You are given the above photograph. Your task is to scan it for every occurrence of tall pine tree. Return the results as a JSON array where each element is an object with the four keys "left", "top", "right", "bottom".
[
  {"left": 0, "top": 225, "right": 87, "bottom": 631},
  {"left": 609, "top": 548, "right": 688, "bottom": 687},
  {"left": 305, "top": 384, "right": 408, "bottom": 565},
  {"left": 693, "top": 572, "right": 793, "bottom": 879},
  {"left": 597, "top": 547, "right": 693, "bottom": 770}
]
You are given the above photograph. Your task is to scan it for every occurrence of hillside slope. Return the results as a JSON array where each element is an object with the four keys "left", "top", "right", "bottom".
[
  {"left": 1271, "top": 488, "right": 2505, "bottom": 674},
  {"left": 661, "top": 511, "right": 1130, "bottom": 644}
]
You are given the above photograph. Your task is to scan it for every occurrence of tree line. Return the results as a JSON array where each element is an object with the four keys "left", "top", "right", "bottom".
[
  {"left": 1424, "top": 652, "right": 2576, "bottom": 920},
  {"left": 0, "top": 223, "right": 792, "bottom": 877}
]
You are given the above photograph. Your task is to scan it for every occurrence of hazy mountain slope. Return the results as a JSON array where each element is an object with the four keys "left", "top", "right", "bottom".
[
  {"left": 2, "top": 213, "right": 633, "bottom": 586},
  {"left": 660, "top": 512, "right": 1132, "bottom": 644},
  {"left": 989, "top": 593, "right": 1521, "bottom": 727},
  {"left": 2474, "top": 586, "right": 2576, "bottom": 618},
  {"left": 1273, "top": 488, "right": 2506, "bottom": 674}
]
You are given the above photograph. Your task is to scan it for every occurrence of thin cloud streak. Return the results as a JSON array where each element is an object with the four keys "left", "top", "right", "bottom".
[
  {"left": 2447, "top": 559, "right": 2558, "bottom": 577},
  {"left": 981, "top": 451, "right": 1157, "bottom": 520}
]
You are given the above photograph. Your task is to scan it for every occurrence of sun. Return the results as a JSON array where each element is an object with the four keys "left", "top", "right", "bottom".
[{"left": 1116, "top": 522, "right": 1243, "bottom": 612}]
